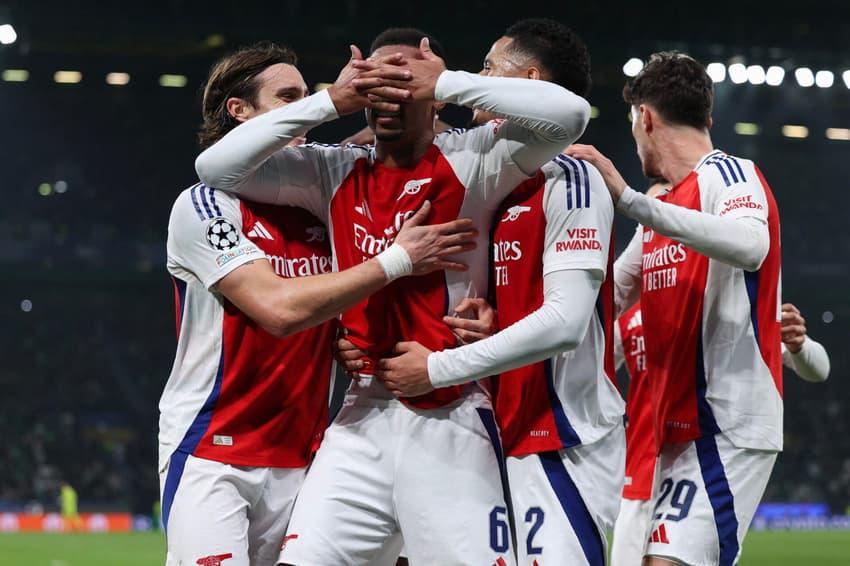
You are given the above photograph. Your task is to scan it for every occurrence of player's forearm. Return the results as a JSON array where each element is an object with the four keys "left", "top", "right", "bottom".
[
  {"left": 428, "top": 270, "right": 601, "bottom": 387},
  {"left": 614, "top": 226, "right": 643, "bottom": 317},
  {"left": 435, "top": 70, "right": 590, "bottom": 171},
  {"left": 617, "top": 187, "right": 769, "bottom": 271},
  {"left": 195, "top": 89, "right": 338, "bottom": 192},
  {"left": 783, "top": 338, "right": 831, "bottom": 383},
  {"left": 613, "top": 323, "right": 626, "bottom": 371}
]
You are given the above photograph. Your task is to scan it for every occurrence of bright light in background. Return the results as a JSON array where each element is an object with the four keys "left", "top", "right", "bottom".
[
  {"left": 734, "top": 122, "right": 760, "bottom": 136},
  {"left": 815, "top": 70, "right": 834, "bottom": 88},
  {"left": 843, "top": 70, "right": 850, "bottom": 89},
  {"left": 20, "top": 299, "right": 32, "bottom": 313},
  {"left": 159, "top": 74, "right": 187, "bottom": 88},
  {"left": 0, "top": 24, "right": 16, "bottom": 45},
  {"left": 826, "top": 128, "right": 850, "bottom": 141},
  {"left": 746, "top": 65, "right": 766, "bottom": 85},
  {"left": 623, "top": 58, "right": 643, "bottom": 77},
  {"left": 54, "top": 70, "right": 82, "bottom": 84},
  {"left": 313, "top": 82, "right": 332, "bottom": 91},
  {"left": 54, "top": 180, "right": 69, "bottom": 193},
  {"left": 822, "top": 311, "right": 834, "bottom": 324},
  {"left": 728, "top": 63, "right": 747, "bottom": 84},
  {"left": 765, "top": 66, "right": 785, "bottom": 86},
  {"left": 37, "top": 182, "right": 52, "bottom": 196},
  {"left": 590, "top": 106, "right": 600, "bottom": 119},
  {"left": 795, "top": 67, "right": 814, "bottom": 87},
  {"left": 782, "top": 125, "right": 809, "bottom": 139},
  {"left": 706, "top": 62, "right": 726, "bottom": 82},
  {"left": 2, "top": 68, "right": 28, "bottom": 82},
  {"left": 106, "top": 72, "right": 130, "bottom": 85}
]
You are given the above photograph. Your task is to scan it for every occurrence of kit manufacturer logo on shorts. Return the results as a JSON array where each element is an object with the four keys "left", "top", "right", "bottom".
[
  {"left": 397, "top": 178, "right": 431, "bottom": 200},
  {"left": 213, "top": 435, "right": 233, "bottom": 446}
]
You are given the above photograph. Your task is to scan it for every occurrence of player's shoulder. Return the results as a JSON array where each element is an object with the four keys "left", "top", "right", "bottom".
[
  {"left": 171, "top": 182, "right": 241, "bottom": 225},
  {"left": 433, "top": 122, "right": 492, "bottom": 152},
  {"left": 542, "top": 155, "right": 612, "bottom": 211},
  {"left": 304, "top": 141, "right": 371, "bottom": 159},
  {"left": 695, "top": 149, "right": 758, "bottom": 189}
]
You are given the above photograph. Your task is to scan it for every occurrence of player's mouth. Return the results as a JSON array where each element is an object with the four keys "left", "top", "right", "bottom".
[{"left": 375, "top": 111, "right": 403, "bottom": 127}]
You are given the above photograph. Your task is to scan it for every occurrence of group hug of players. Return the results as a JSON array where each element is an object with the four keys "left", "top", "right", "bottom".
[{"left": 158, "top": 17, "right": 832, "bottom": 566}]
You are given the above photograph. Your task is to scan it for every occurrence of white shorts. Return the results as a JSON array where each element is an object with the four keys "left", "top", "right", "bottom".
[
  {"left": 160, "top": 452, "right": 306, "bottom": 566},
  {"left": 278, "top": 391, "right": 515, "bottom": 566},
  {"left": 610, "top": 497, "right": 653, "bottom": 566},
  {"left": 645, "top": 433, "right": 777, "bottom": 566},
  {"left": 506, "top": 424, "right": 625, "bottom": 565}
]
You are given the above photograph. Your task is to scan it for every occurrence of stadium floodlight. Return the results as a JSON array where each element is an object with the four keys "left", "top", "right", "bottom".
[
  {"left": 106, "top": 72, "right": 130, "bottom": 86},
  {"left": 746, "top": 65, "right": 766, "bottom": 85},
  {"left": 706, "top": 62, "right": 726, "bottom": 83},
  {"left": 37, "top": 182, "right": 52, "bottom": 196},
  {"left": 794, "top": 67, "right": 814, "bottom": 87},
  {"left": 815, "top": 70, "right": 834, "bottom": 88},
  {"left": 54, "top": 70, "right": 82, "bottom": 84},
  {"left": 623, "top": 58, "right": 643, "bottom": 77},
  {"left": 2, "top": 68, "right": 28, "bottom": 82},
  {"left": 728, "top": 63, "right": 747, "bottom": 84},
  {"left": 734, "top": 122, "right": 760, "bottom": 136},
  {"left": 782, "top": 125, "right": 809, "bottom": 139},
  {"left": 590, "top": 106, "right": 600, "bottom": 119},
  {"left": 843, "top": 70, "right": 850, "bottom": 89},
  {"left": 159, "top": 74, "right": 188, "bottom": 88},
  {"left": 765, "top": 66, "right": 785, "bottom": 86},
  {"left": 0, "top": 24, "right": 16, "bottom": 45},
  {"left": 825, "top": 128, "right": 850, "bottom": 141},
  {"left": 54, "top": 180, "right": 69, "bottom": 193}
]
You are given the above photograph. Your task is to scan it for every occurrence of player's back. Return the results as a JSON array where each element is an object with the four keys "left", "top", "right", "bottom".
[
  {"left": 640, "top": 150, "right": 782, "bottom": 451},
  {"left": 159, "top": 184, "right": 335, "bottom": 472}
]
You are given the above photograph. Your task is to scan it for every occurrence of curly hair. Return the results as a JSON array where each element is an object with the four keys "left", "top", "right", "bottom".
[
  {"left": 198, "top": 42, "right": 298, "bottom": 149},
  {"left": 503, "top": 18, "right": 591, "bottom": 97},
  {"left": 623, "top": 51, "right": 713, "bottom": 130},
  {"left": 369, "top": 27, "right": 445, "bottom": 60}
]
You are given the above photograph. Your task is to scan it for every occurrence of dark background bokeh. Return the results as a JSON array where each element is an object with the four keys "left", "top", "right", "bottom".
[{"left": 1, "top": 0, "right": 848, "bottom": 514}]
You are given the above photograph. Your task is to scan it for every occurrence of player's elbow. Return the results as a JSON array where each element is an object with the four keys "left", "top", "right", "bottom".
[
  {"left": 554, "top": 95, "right": 591, "bottom": 142},
  {"left": 264, "top": 312, "right": 302, "bottom": 338},
  {"left": 738, "top": 243, "right": 768, "bottom": 272},
  {"left": 194, "top": 150, "right": 236, "bottom": 190},
  {"left": 551, "top": 321, "right": 587, "bottom": 353}
]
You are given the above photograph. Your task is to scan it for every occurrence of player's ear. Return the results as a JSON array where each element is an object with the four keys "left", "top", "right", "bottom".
[
  {"left": 706, "top": 115, "right": 714, "bottom": 130},
  {"left": 526, "top": 66, "right": 542, "bottom": 81},
  {"left": 226, "top": 96, "right": 254, "bottom": 123},
  {"left": 640, "top": 104, "right": 654, "bottom": 134}
]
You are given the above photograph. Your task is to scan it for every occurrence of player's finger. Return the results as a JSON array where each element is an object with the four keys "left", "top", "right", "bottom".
[
  {"left": 781, "top": 312, "right": 804, "bottom": 326},
  {"left": 452, "top": 329, "right": 487, "bottom": 344},
  {"left": 393, "top": 341, "right": 414, "bottom": 353},
  {"left": 781, "top": 303, "right": 800, "bottom": 315},
  {"left": 420, "top": 37, "right": 435, "bottom": 59},
  {"left": 437, "top": 243, "right": 476, "bottom": 256},
  {"left": 350, "top": 44, "right": 363, "bottom": 61},
  {"left": 451, "top": 297, "right": 476, "bottom": 315},
  {"left": 434, "top": 261, "right": 468, "bottom": 272},
  {"left": 341, "top": 360, "right": 365, "bottom": 372},
  {"left": 436, "top": 217, "right": 475, "bottom": 235},
  {"left": 781, "top": 325, "right": 806, "bottom": 338},
  {"left": 353, "top": 77, "right": 412, "bottom": 92},
  {"left": 443, "top": 316, "right": 488, "bottom": 332},
  {"left": 335, "top": 337, "right": 358, "bottom": 351},
  {"left": 440, "top": 231, "right": 477, "bottom": 246},
  {"left": 360, "top": 86, "right": 412, "bottom": 101},
  {"left": 403, "top": 201, "right": 431, "bottom": 228},
  {"left": 366, "top": 99, "right": 402, "bottom": 114},
  {"left": 355, "top": 66, "right": 412, "bottom": 81}
]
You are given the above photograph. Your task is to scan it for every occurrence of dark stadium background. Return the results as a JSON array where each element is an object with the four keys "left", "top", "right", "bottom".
[{"left": 1, "top": 0, "right": 848, "bottom": 521}]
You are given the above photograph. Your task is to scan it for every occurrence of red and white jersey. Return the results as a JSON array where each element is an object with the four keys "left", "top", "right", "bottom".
[
  {"left": 491, "top": 157, "right": 624, "bottom": 457},
  {"left": 640, "top": 150, "right": 783, "bottom": 451},
  {"left": 615, "top": 303, "right": 655, "bottom": 501},
  {"left": 159, "top": 183, "right": 335, "bottom": 471}
]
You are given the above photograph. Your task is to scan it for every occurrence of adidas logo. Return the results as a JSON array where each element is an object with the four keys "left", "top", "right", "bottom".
[
  {"left": 649, "top": 523, "right": 670, "bottom": 544},
  {"left": 247, "top": 221, "right": 273, "bottom": 240}
]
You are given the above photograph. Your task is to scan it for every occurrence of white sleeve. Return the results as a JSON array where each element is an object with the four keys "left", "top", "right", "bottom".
[
  {"left": 613, "top": 323, "right": 625, "bottom": 370},
  {"left": 782, "top": 338, "right": 831, "bottom": 383},
  {"left": 434, "top": 71, "right": 590, "bottom": 197},
  {"left": 194, "top": 89, "right": 339, "bottom": 217},
  {"left": 614, "top": 224, "right": 643, "bottom": 318},
  {"left": 167, "top": 186, "right": 267, "bottom": 290},
  {"left": 615, "top": 169, "right": 770, "bottom": 271},
  {"left": 542, "top": 158, "right": 613, "bottom": 279},
  {"left": 427, "top": 269, "right": 601, "bottom": 387}
]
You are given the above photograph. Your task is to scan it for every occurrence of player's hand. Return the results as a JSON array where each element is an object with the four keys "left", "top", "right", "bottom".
[
  {"left": 389, "top": 37, "right": 446, "bottom": 102},
  {"left": 375, "top": 341, "right": 435, "bottom": 397},
  {"left": 334, "top": 337, "right": 370, "bottom": 376},
  {"left": 443, "top": 298, "right": 498, "bottom": 344},
  {"left": 341, "top": 126, "right": 375, "bottom": 146},
  {"left": 564, "top": 144, "right": 629, "bottom": 203},
  {"left": 781, "top": 302, "right": 807, "bottom": 353},
  {"left": 328, "top": 46, "right": 412, "bottom": 116},
  {"left": 394, "top": 201, "right": 477, "bottom": 276}
]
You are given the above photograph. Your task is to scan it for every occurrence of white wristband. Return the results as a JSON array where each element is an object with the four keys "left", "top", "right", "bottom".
[{"left": 376, "top": 243, "right": 413, "bottom": 281}]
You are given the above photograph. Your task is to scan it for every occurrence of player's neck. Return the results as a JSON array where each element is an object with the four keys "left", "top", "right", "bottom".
[
  {"left": 375, "top": 132, "right": 435, "bottom": 169},
  {"left": 657, "top": 129, "right": 714, "bottom": 185}
]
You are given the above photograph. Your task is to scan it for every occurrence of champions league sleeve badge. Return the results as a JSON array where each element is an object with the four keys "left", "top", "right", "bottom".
[{"left": 206, "top": 218, "right": 240, "bottom": 251}]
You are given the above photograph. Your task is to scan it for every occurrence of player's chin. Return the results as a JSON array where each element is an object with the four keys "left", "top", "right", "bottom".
[{"left": 374, "top": 127, "right": 405, "bottom": 142}]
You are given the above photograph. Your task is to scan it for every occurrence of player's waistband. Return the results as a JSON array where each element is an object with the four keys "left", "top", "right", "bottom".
[{"left": 343, "top": 375, "right": 490, "bottom": 410}]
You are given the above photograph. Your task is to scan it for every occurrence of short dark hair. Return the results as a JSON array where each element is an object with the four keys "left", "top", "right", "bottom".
[
  {"left": 199, "top": 41, "right": 298, "bottom": 148},
  {"left": 503, "top": 18, "right": 591, "bottom": 97},
  {"left": 623, "top": 51, "right": 713, "bottom": 130},
  {"left": 369, "top": 27, "right": 445, "bottom": 60}
]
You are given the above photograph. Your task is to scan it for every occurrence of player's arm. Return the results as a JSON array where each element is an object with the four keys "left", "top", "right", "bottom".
[
  {"left": 566, "top": 144, "right": 769, "bottom": 271},
  {"left": 614, "top": 224, "right": 643, "bottom": 317},
  {"left": 613, "top": 322, "right": 626, "bottom": 371},
  {"left": 195, "top": 48, "right": 412, "bottom": 205},
  {"left": 781, "top": 303, "right": 831, "bottom": 382}
]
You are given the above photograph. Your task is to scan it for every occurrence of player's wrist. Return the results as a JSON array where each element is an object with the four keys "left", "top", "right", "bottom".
[{"left": 376, "top": 243, "right": 413, "bottom": 282}]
